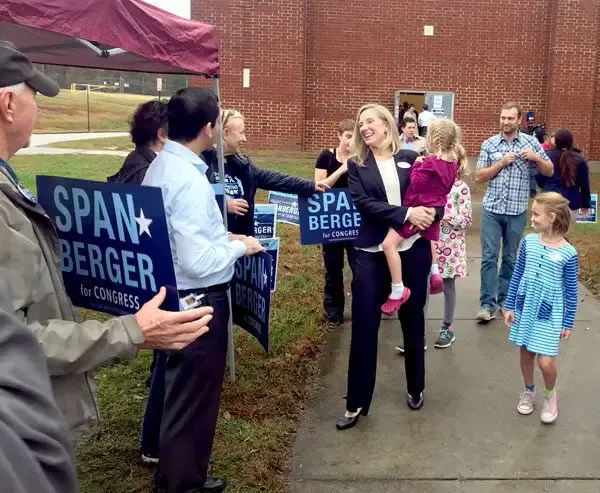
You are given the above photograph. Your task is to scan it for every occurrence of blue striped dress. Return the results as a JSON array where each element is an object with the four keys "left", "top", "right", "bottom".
[{"left": 505, "top": 233, "right": 578, "bottom": 356}]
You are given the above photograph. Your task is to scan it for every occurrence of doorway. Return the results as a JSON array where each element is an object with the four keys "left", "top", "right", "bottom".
[{"left": 394, "top": 90, "right": 455, "bottom": 123}]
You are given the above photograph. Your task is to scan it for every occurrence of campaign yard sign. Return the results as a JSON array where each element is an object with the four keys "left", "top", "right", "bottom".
[
  {"left": 260, "top": 237, "right": 280, "bottom": 292},
  {"left": 254, "top": 204, "right": 277, "bottom": 239},
  {"left": 268, "top": 191, "right": 300, "bottom": 225},
  {"left": 298, "top": 188, "right": 360, "bottom": 245},
  {"left": 36, "top": 176, "right": 178, "bottom": 315},
  {"left": 576, "top": 193, "right": 597, "bottom": 224},
  {"left": 232, "top": 251, "right": 273, "bottom": 352}
]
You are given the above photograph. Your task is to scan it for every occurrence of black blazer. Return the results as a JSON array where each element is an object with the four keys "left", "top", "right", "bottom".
[{"left": 348, "top": 150, "right": 444, "bottom": 249}]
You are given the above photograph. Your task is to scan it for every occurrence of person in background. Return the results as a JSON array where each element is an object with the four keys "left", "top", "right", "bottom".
[
  {"left": 107, "top": 99, "right": 168, "bottom": 184},
  {"left": 0, "top": 41, "right": 213, "bottom": 437},
  {"left": 475, "top": 102, "right": 553, "bottom": 322},
  {"left": 504, "top": 192, "right": 578, "bottom": 424},
  {"left": 314, "top": 119, "right": 357, "bottom": 326},
  {"left": 542, "top": 130, "right": 556, "bottom": 152},
  {"left": 0, "top": 279, "right": 78, "bottom": 493},
  {"left": 536, "top": 128, "right": 591, "bottom": 214},
  {"left": 144, "top": 89, "right": 264, "bottom": 493},
  {"left": 205, "top": 109, "right": 329, "bottom": 236},
  {"left": 418, "top": 103, "right": 436, "bottom": 137},
  {"left": 399, "top": 116, "right": 427, "bottom": 154}
]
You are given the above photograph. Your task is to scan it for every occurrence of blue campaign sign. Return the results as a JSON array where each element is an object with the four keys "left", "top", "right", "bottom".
[
  {"left": 260, "top": 237, "right": 280, "bottom": 292},
  {"left": 232, "top": 251, "right": 273, "bottom": 352},
  {"left": 298, "top": 188, "right": 361, "bottom": 245},
  {"left": 268, "top": 191, "right": 299, "bottom": 225},
  {"left": 576, "top": 193, "right": 597, "bottom": 224},
  {"left": 254, "top": 204, "right": 277, "bottom": 239},
  {"left": 36, "top": 176, "right": 178, "bottom": 315}
]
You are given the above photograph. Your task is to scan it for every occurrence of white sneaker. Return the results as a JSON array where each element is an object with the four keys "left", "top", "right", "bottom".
[
  {"left": 517, "top": 389, "right": 536, "bottom": 415},
  {"left": 540, "top": 392, "right": 558, "bottom": 424}
]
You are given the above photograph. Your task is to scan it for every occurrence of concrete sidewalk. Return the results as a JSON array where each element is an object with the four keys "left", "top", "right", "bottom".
[{"left": 291, "top": 234, "right": 600, "bottom": 491}]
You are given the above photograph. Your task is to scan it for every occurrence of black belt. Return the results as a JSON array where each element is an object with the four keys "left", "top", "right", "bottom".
[{"left": 178, "top": 282, "right": 230, "bottom": 297}]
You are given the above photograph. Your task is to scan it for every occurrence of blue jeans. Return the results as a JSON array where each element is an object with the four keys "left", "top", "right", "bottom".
[
  {"left": 141, "top": 350, "right": 167, "bottom": 458},
  {"left": 479, "top": 208, "right": 527, "bottom": 311}
]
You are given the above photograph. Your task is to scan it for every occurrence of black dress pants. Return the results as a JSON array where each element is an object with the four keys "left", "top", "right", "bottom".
[
  {"left": 154, "top": 290, "right": 229, "bottom": 493},
  {"left": 346, "top": 239, "right": 431, "bottom": 412},
  {"left": 322, "top": 241, "right": 357, "bottom": 321}
]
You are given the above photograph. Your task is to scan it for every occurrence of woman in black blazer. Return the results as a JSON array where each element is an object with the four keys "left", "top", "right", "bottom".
[{"left": 336, "top": 104, "right": 443, "bottom": 430}]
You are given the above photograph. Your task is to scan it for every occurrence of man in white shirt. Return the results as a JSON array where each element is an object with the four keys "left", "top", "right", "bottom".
[
  {"left": 418, "top": 104, "right": 436, "bottom": 137},
  {"left": 144, "top": 88, "right": 263, "bottom": 493}
]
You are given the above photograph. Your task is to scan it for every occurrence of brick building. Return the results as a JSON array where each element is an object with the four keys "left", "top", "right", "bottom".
[{"left": 192, "top": 0, "right": 600, "bottom": 159}]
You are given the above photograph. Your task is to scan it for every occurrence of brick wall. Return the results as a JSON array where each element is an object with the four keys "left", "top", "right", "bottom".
[{"left": 192, "top": 0, "right": 600, "bottom": 159}]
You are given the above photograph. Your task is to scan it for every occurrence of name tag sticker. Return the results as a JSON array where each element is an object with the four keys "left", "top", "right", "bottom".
[
  {"left": 549, "top": 252, "right": 562, "bottom": 262},
  {"left": 493, "top": 152, "right": 503, "bottom": 161},
  {"left": 397, "top": 161, "right": 411, "bottom": 169}
]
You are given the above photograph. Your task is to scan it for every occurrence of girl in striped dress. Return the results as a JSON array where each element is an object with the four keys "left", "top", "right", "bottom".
[{"left": 504, "top": 192, "right": 578, "bottom": 424}]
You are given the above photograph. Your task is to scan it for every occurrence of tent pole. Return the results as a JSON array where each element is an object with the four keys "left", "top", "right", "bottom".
[{"left": 213, "top": 76, "right": 236, "bottom": 383}]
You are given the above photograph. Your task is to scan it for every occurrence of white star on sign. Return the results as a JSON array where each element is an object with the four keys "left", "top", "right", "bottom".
[
  {"left": 263, "top": 271, "right": 268, "bottom": 287},
  {"left": 135, "top": 209, "right": 153, "bottom": 238},
  {"left": 291, "top": 201, "right": 298, "bottom": 208}
]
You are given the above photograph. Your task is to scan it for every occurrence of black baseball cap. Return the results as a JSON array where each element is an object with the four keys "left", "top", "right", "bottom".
[{"left": 0, "top": 41, "right": 60, "bottom": 97}]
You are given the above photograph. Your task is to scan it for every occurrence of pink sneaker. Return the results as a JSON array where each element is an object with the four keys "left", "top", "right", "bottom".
[
  {"left": 540, "top": 392, "right": 558, "bottom": 424},
  {"left": 517, "top": 389, "right": 536, "bottom": 415},
  {"left": 429, "top": 273, "right": 444, "bottom": 294},
  {"left": 381, "top": 288, "right": 411, "bottom": 316}
]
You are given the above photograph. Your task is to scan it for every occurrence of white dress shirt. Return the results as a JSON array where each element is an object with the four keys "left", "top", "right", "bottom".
[
  {"left": 360, "top": 158, "right": 420, "bottom": 252},
  {"left": 142, "top": 140, "right": 247, "bottom": 289},
  {"left": 418, "top": 110, "right": 436, "bottom": 127}
]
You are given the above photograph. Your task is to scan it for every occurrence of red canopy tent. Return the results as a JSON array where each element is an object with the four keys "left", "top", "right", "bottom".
[
  {"left": 0, "top": 0, "right": 219, "bottom": 76},
  {"left": 0, "top": 0, "right": 241, "bottom": 378}
]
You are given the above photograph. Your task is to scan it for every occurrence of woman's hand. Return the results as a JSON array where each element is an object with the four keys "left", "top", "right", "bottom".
[
  {"left": 314, "top": 181, "right": 331, "bottom": 192},
  {"left": 560, "top": 329, "right": 571, "bottom": 340},
  {"left": 227, "top": 198, "right": 250, "bottom": 216},
  {"left": 503, "top": 310, "right": 514, "bottom": 328},
  {"left": 408, "top": 206, "right": 435, "bottom": 230},
  {"left": 581, "top": 208, "right": 590, "bottom": 217}
]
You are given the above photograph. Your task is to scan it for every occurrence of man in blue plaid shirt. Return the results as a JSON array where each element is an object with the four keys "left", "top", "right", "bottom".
[{"left": 475, "top": 102, "right": 553, "bottom": 321}]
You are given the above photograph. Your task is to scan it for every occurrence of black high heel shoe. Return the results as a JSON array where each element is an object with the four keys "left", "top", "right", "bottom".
[{"left": 335, "top": 408, "right": 368, "bottom": 430}]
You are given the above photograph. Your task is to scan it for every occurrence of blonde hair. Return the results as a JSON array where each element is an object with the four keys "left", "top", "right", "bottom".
[
  {"left": 534, "top": 192, "right": 572, "bottom": 236},
  {"left": 350, "top": 104, "right": 401, "bottom": 166},
  {"left": 220, "top": 108, "right": 244, "bottom": 128},
  {"left": 426, "top": 119, "right": 470, "bottom": 176}
]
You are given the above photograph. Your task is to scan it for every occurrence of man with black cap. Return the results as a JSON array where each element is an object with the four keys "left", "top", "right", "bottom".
[{"left": 0, "top": 41, "right": 214, "bottom": 436}]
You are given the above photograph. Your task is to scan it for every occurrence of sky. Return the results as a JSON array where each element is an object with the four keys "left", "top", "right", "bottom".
[{"left": 143, "top": 0, "right": 190, "bottom": 19}]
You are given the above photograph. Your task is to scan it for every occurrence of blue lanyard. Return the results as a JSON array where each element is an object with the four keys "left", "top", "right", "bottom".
[{"left": 0, "top": 159, "right": 19, "bottom": 183}]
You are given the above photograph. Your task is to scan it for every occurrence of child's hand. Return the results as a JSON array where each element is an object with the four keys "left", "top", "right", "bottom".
[
  {"left": 414, "top": 156, "right": 426, "bottom": 164},
  {"left": 560, "top": 329, "right": 572, "bottom": 340},
  {"left": 503, "top": 310, "right": 514, "bottom": 327}
]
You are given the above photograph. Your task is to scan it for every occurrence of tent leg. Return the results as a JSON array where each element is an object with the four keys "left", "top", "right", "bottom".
[{"left": 213, "top": 77, "right": 236, "bottom": 383}]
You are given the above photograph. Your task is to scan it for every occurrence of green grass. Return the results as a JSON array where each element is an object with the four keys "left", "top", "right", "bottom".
[
  {"left": 36, "top": 91, "right": 154, "bottom": 133},
  {"left": 45, "top": 136, "right": 135, "bottom": 151},
  {"left": 9, "top": 151, "right": 327, "bottom": 493}
]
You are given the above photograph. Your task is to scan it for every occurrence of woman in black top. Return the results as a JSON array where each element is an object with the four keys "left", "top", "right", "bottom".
[
  {"left": 107, "top": 99, "right": 167, "bottom": 184},
  {"left": 204, "top": 109, "right": 329, "bottom": 236},
  {"left": 314, "top": 119, "right": 356, "bottom": 326},
  {"left": 536, "top": 128, "right": 591, "bottom": 212}
]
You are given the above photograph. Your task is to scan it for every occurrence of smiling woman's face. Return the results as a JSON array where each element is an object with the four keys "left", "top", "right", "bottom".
[{"left": 358, "top": 108, "right": 386, "bottom": 149}]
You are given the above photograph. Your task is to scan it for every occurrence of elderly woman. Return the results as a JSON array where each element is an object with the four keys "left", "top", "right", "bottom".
[
  {"left": 204, "top": 109, "right": 328, "bottom": 236},
  {"left": 336, "top": 104, "right": 444, "bottom": 430}
]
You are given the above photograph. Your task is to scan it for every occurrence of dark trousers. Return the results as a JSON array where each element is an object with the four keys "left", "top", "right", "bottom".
[
  {"left": 154, "top": 290, "right": 230, "bottom": 492},
  {"left": 141, "top": 350, "right": 167, "bottom": 457},
  {"left": 346, "top": 240, "right": 431, "bottom": 411},
  {"left": 322, "top": 242, "right": 357, "bottom": 321}
]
